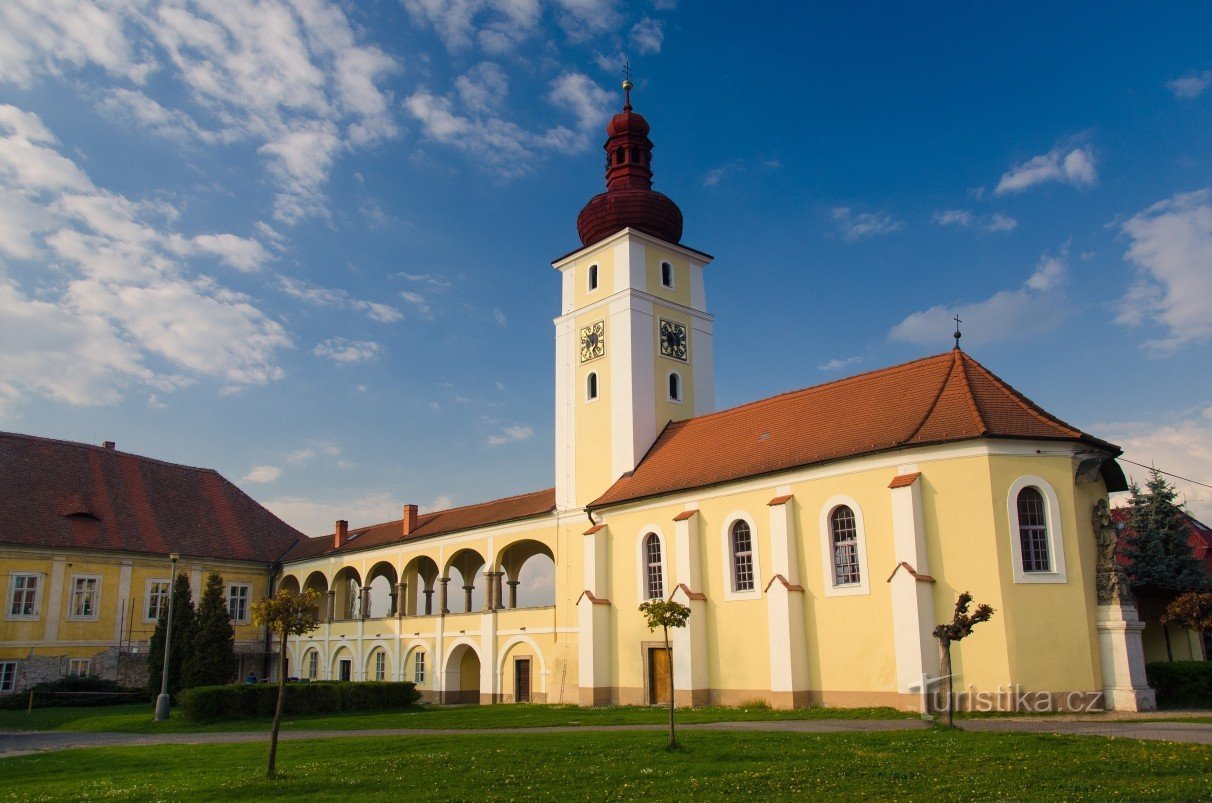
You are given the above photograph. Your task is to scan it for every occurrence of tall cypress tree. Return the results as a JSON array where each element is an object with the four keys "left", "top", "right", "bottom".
[
  {"left": 146, "top": 572, "right": 196, "bottom": 698},
  {"left": 185, "top": 571, "right": 237, "bottom": 688},
  {"left": 1122, "top": 470, "right": 1207, "bottom": 589}
]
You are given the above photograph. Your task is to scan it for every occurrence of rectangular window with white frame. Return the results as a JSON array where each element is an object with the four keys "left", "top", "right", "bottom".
[
  {"left": 0, "top": 661, "right": 16, "bottom": 693},
  {"left": 145, "top": 579, "right": 170, "bottom": 622},
  {"left": 414, "top": 651, "right": 426, "bottom": 684},
  {"left": 68, "top": 575, "right": 101, "bottom": 620},
  {"left": 227, "top": 584, "right": 251, "bottom": 624},
  {"left": 7, "top": 572, "right": 41, "bottom": 620},
  {"left": 67, "top": 658, "right": 91, "bottom": 677}
]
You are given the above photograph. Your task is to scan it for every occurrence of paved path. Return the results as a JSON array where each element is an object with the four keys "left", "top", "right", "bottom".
[{"left": 1, "top": 717, "right": 1209, "bottom": 758}]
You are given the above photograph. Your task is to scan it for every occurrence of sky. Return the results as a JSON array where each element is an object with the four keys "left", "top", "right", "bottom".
[{"left": 1, "top": 1, "right": 1210, "bottom": 536}]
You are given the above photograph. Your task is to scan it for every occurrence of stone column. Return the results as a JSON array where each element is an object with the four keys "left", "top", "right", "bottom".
[
  {"left": 360, "top": 586, "right": 371, "bottom": 620},
  {"left": 394, "top": 582, "right": 405, "bottom": 618},
  {"left": 423, "top": 588, "right": 434, "bottom": 616},
  {"left": 507, "top": 580, "right": 519, "bottom": 609},
  {"left": 326, "top": 590, "right": 336, "bottom": 623},
  {"left": 463, "top": 585, "right": 474, "bottom": 613},
  {"left": 438, "top": 577, "right": 450, "bottom": 615}
]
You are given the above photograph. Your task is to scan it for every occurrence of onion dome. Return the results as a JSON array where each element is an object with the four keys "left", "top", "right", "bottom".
[{"left": 576, "top": 80, "right": 683, "bottom": 248}]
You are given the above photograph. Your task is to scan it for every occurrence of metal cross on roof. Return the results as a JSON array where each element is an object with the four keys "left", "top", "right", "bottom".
[{"left": 953, "top": 314, "right": 963, "bottom": 349}]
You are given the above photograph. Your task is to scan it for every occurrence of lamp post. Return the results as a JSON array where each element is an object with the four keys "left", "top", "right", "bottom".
[{"left": 154, "top": 552, "right": 180, "bottom": 721}]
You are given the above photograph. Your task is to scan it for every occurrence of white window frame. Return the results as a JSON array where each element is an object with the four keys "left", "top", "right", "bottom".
[
  {"left": 67, "top": 658, "right": 91, "bottom": 677},
  {"left": 1007, "top": 476, "right": 1067, "bottom": 584},
  {"left": 227, "top": 583, "right": 252, "bottom": 624},
  {"left": 0, "top": 661, "right": 17, "bottom": 692},
  {"left": 818, "top": 496, "right": 871, "bottom": 597},
  {"left": 371, "top": 649, "right": 386, "bottom": 681},
  {"left": 7, "top": 572, "right": 42, "bottom": 620},
  {"left": 413, "top": 650, "right": 426, "bottom": 684},
  {"left": 635, "top": 526, "right": 669, "bottom": 603},
  {"left": 306, "top": 649, "right": 319, "bottom": 680},
  {"left": 660, "top": 261, "right": 675, "bottom": 289},
  {"left": 667, "top": 370, "right": 683, "bottom": 404},
  {"left": 587, "top": 263, "right": 599, "bottom": 293},
  {"left": 586, "top": 371, "right": 599, "bottom": 402},
  {"left": 67, "top": 574, "right": 102, "bottom": 621},
  {"left": 144, "top": 578, "right": 170, "bottom": 623},
  {"left": 720, "top": 512, "right": 763, "bottom": 601}
]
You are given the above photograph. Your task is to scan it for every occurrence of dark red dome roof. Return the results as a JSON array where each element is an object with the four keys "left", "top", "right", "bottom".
[
  {"left": 578, "top": 189, "right": 682, "bottom": 246},
  {"left": 576, "top": 88, "right": 681, "bottom": 248}
]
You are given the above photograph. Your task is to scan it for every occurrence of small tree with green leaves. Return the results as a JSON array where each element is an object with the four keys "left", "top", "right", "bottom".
[
  {"left": 184, "top": 571, "right": 236, "bottom": 689},
  {"left": 638, "top": 598, "right": 691, "bottom": 749},
  {"left": 932, "top": 592, "right": 994, "bottom": 726},
  {"left": 1122, "top": 470, "right": 1207, "bottom": 589},
  {"left": 251, "top": 588, "right": 321, "bottom": 779},
  {"left": 147, "top": 572, "right": 196, "bottom": 700}
]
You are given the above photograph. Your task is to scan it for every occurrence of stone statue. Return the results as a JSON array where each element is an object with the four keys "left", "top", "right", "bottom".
[{"left": 1093, "top": 499, "right": 1132, "bottom": 605}]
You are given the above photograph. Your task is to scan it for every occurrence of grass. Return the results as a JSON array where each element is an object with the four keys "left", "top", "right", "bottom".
[
  {"left": 0, "top": 702, "right": 915, "bottom": 734},
  {"left": 2, "top": 729, "right": 1210, "bottom": 800}
]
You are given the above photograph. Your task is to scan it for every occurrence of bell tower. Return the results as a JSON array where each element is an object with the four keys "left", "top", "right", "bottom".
[{"left": 553, "top": 80, "right": 715, "bottom": 511}]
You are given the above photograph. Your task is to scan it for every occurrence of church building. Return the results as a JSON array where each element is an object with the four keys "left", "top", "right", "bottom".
[{"left": 274, "top": 82, "right": 1158, "bottom": 712}]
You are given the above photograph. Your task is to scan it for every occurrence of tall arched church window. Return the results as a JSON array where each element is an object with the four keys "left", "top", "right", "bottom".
[
  {"left": 586, "top": 372, "right": 599, "bottom": 401},
  {"left": 644, "top": 533, "right": 664, "bottom": 600},
  {"left": 731, "top": 520, "right": 754, "bottom": 592},
  {"left": 668, "top": 372, "right": 682, "bottom": 402},
  {"left": 588, "top": 263, "right": 598, "bottom": 291},
  {"left": 831, "top": 505, "right": 861, "bottom": 585},
  {"left": 1016, "top": 487, "right": 1050, "bottom": 572},
  {"left": 660, "top": 261, "right": 673, "bottom": 288}
]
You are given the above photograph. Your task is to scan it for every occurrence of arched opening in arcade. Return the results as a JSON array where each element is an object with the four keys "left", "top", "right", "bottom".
[
  {"left": 496, "top": 539, "right": 556, "bottom": 609},
  {"left": 401, "top": 555, "right": 439, "bottom": 616},
  {"left": 444, "top": 548, "right": 486, "bottom": 614},
  {"left": 332, "top": 567, "right": 362, "bottom": 621},
  {"left": 444, "top": 642, "right": 481, "bottom": 704},
  {"left": 365, "top": 561, "right": 398, "bottom": 618}
]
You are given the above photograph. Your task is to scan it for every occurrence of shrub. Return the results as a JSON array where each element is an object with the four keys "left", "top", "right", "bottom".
[
  {"left": 179, "top": 681, "right": 421, "bottom": 721},
  {"left": 0, "top": 675, "right": 146, "bottom": 710},
  {"left": 1145, "top": 661, "right": 1212, "bottom": 708}
]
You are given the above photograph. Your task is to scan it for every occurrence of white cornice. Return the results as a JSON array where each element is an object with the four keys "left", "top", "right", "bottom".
[{"left": 551, "top": 228, "right": 713, "bottom": 271}]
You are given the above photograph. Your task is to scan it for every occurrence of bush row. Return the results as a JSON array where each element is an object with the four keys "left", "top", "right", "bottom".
[
  {"left": 1145, "top": 661, "right": 1212, "bottom": 708},
  {"left": 179, "top": 681, "right": 421, "bottom": 721},
  {"left": 0, "top": 676, "right": 146, "bottom": 709}
]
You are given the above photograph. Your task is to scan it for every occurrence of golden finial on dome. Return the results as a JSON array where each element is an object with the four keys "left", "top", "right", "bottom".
[{"left": 622, "top": 62, "right": 633, "bottom": 109}]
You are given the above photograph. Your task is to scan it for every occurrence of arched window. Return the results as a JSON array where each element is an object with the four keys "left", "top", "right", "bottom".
[
  {"left": 668, "top": 372, "right": 682, "bottom": 402},
  {"left": 588, "top": 263, "right": 598, "bottom": 291},
  {"left": 660, "top": 261, "right": 673, "bottom": 288},
  {"left": 1016, "top": 487, "right": 1050, "bottom": 572},
  {"left": 371, "top": 649, "right": 386, "bottom": 681},
  {"left": 413, "top": 650, "right": 426, "bottom": 683},
  {"left": 305, "top": 649, "right": 319, "bottom": 680},
  {"left": 830, "top": 505, "right": 861, "bottom": 585},
  {"left": 730, "top": 520, "right": 754, "bottom": 592},
  {"left": 644, "top": 533, "right": 664, "bottom": 600},
  {"left": 586, "top": 372, "right": 599, "bottom": 401}
]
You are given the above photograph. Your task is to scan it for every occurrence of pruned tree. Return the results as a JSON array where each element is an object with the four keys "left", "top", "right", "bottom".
[
  {"left": 1122, "top": 470, "right": 1207, "bottom": 589},
  {"left": 1161, "top": 591, "right": 1212, "bottom": 635},
  {"left": 185, "top": 571, "right": 237, "bottom": 689},
  {"left": 251, "top": 588, "right": 321, "bottom": 779},
  {"left": 638, "top": 598, "right": 691, "bottom": 749},
  {"left": 147, "top": 572, "right": 196, "bottom": 700},
  {"left": 932, "top": 591, "right": 994, "bottom": 726}
]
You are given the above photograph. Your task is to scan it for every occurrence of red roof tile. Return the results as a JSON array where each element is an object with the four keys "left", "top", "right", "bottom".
[
  {"left": 672, "top": 510, "right": 697, "bottom": 521},
  {"left": 888, "top": 472, "right": 921, "bottom": 489},
  {"left": 767, "top": 495, "right": 793, "bottom": 506},
  {"left": 0, "top": 432, "right": 305, "bottom": 562},
  {"left": 591, "top": 350, "right": 1117, "bottom": 509},
  {"left": 282, "top": 487, "right": 556, "bottom": 562},
  {"left": 1111, "top": 507, "right": 1212, "bottom": 574}
]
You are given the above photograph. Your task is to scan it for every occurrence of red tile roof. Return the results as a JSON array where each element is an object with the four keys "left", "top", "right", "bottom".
[
  {"left": 591, "top": 349, "right": 1118, "bottom": 509},
  {"left": 0, "top": 432, "right": 305, "bottom": 562},
  {"left": 282, "top": 487, "right": 556, "bottom": 563},
  {"left": 1110, "top": 507, "right": 1212, "bottom": 575},
  {"left": 888, "top": 472, "right": 921, "bottom": 489}
]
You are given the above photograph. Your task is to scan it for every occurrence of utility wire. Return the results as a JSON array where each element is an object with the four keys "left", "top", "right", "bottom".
[{"left": 1117, "top": 458, "right": 1212, "bottom": 491}]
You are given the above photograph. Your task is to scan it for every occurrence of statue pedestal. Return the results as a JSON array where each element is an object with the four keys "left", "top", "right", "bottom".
[{"left": 1097, "top": 604, "right": 1156, "bottom": 711}]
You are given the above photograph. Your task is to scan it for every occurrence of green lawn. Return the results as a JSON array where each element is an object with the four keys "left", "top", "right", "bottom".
[
  {"left": 0, "top": 702, "right": 915, "bottom": 733},
  {"left": 2, "top": 729, "right": 1210, "bottom": 800}
]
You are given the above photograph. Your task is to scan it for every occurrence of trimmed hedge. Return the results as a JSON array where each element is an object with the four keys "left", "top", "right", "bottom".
[
  {"left": 1145, "top": 661, "right": 1212, "bottom": 708},
  {"left": 179, "top": 681, "right": 421, "bottom": 721},
  {"left": 0, "top": 676, "right": 146, "bottom": 709}
]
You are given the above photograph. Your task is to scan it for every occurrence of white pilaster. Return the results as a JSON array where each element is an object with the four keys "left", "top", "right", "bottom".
[
  {"left": 43, "top": 557, "right": 65, "bottom": 642},
  {"left": 578, "top": 523, "right": 612, "bottom": 705},
  {"left": 765, "top": 496, "right": 809, "bottom": 703},
  {"left": 554, "top": 316, "right": 576, "bottom": 510},
  {"left": 887, "top": 471, "right": 938, "bottom": 696},
  {"left": 1097, "top": 604, "right": 1157, "bottom": 711},
  {"left": 115, "top": 562, "right": 133, "bottom": 643},
  {"left": 671, "top": 510, "right": 708, "bottom": 702},
  {"left": 481, "top": 610, "right": 498, "bottom": 702}
]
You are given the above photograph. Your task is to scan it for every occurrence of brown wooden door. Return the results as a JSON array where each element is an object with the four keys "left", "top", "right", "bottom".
[
  {"left": 515, "top": 658, "right": 531, "bottom": 703},
  {"left": 649, "top": 647, "right": 671, "bottom": 705}
]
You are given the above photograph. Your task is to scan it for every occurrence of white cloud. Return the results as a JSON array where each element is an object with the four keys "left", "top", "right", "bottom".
[
  {"left": 831, "top": 207, "right": 904, "bottom": 241},
  {"left": 455, "top": 61, "right": 509, "bottom": 114},
  {"left": 1116, "top": 189, "right": 1212, "bottom": 354},
  {"left": 995, "top": 144, "right": 1097, "bottom": 195},
  {"left": 485, "top": 424, "right": 534, "bottom": 446},
  {"left": 313, "top": 337, "right": 382, "bottom": 363},
  {"left": 932, "top": 209, "right": 1020, "bottom": 233},
  {"left": 818, "top": 356, "right": 861, "bottom": 372},
  {"left": 629, "top": 17, "right": 664, "bottom": 54},
  {"left": 398, "top": 272, "right": 454, "bottom": 290},
  {"left": 553, "top": 0, "right": 621, "bottom": 41},
  {"left": 278, "top": 275, "right": 402, "bottom": 322},
  {"left": 401, "top": 0, "right": 541, "bottom": 54},
  {"left": 890, "top": 249, "right": 1070, "bottom": 348},
  {"left": 0, "top": 105, "right": 290, "bottom": 411},
  {"left": 242, "top": 465, "right": 282, "bottom": 484},
  {"left": 261, "top": 491, "right": 402, "bottom": 535},
  {"left": 422, "top": 495, "right": 455, "bottom": 512},
  {"left": 400, "top": 291, "right": 433, "bottom": 319},
  {"left": 1099, "top": 407, "right": 1212, "bottom": 522},
  {"left": 1167, "top": 70, "right": 1212, "bottom": 100}
]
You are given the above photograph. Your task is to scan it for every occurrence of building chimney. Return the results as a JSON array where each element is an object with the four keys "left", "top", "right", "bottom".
[
  {"left": 334, "top": 519, "right": 349, "bottom": 549},
  {"left": 101, "top": 441, "right": 116, "bottom": 450},
  {"left": 402, "top": 504, "right": 419, "bottom": 536}
]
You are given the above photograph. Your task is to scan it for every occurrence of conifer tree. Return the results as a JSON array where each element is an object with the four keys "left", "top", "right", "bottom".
[
  {"left": 184, "top": 571, "right": 236, "bottom": 688},
  {"left": 146, "top": 572, "right": 196, "bottom": 698},
  {"left": 1122, "top": 470, "right": 1207, "bottom": 589}
]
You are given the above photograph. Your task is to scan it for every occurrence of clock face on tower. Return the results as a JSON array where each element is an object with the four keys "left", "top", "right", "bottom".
[
  {"left": 659, "top": 318, "right": 688, "bottom": 361},
  {"left": 579, "top": 321, "right": 605, "bottom": 362}
]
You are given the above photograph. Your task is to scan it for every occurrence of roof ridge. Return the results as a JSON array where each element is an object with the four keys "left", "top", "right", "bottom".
[
  {"left": 672, "top": 351, "right": 955, "bottom": 429},
  {"left": 0, "top": 430, "right": 217, "bottom": 475},
  {"left": 342, "top": 486, "right": 556, "bottom": 533},
  {"left": 900, "top": 350, "right": 960, "bottom": 445},
  {"left": 958, "top": 353, "right": 1082, "bottom": 436},
  {"left": 953, "top": 350, "right": 989, "bottom": 435}
]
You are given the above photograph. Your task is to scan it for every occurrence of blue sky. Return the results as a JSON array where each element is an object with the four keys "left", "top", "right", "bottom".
[{"left": 1, "top": 1, "right": 1210, "bottom": 533}]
